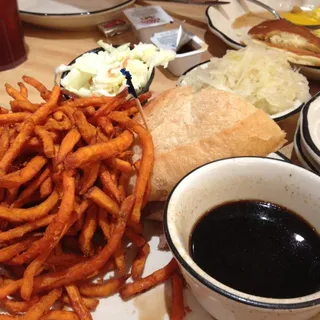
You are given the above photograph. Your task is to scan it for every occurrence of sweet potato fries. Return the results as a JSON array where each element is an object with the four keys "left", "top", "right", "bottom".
[{"left": 0, "top": 77, "right": 184, "bottom": 319}]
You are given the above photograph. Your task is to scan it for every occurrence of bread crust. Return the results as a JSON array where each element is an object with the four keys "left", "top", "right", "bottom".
[{"left": 134, "top": 87, "right": 286, "bottom": 201}]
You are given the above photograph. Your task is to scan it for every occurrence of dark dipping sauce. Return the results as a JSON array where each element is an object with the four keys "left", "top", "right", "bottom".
[{"left": 189, "top": 200, "right": 320, "bottom": 299}]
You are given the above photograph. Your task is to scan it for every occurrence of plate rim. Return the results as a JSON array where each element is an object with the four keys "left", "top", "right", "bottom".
[
  {"left": 301, "top": 91, "right": 320, "bottom": 157},
  {"left": 19, "top": 0, "right": 134, "bottom": 17}
]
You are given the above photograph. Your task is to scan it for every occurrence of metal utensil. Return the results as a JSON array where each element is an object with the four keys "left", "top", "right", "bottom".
[
  {"left": 148, "top": 0, "right": 230, "bottom": 5},
  {"left": 245, "top": 0, "right": 281, "bottom": 20}
]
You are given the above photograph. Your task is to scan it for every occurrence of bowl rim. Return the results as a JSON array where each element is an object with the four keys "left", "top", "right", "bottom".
[
  {"left": 59, "top": 46, "right": 155, "bottom": 98},
  {"left": 19, "top": 0, "right": 134, "bottom": 17},
  {"left": 163, "top": 156, "right": 320, "bottom": 310},
  {"left": 295, "top": 126, "right": 319, "bottom": 173},
  {"left": 301, "top": 91, "right": 320, "bottom": 157},
  {"left": 179, "top": 58, "right": 304, "bottom": 122}
]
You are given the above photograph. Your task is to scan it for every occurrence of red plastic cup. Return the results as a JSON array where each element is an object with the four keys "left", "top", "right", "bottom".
[{"left": 0, "top": 0, "right": 27, "bottom": 71}]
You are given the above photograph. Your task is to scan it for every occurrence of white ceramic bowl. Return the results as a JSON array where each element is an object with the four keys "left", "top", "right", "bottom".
[
  {"left": 18, "top": 0, "right": 135, "bottom": 30},
  {"left": 179, "top": 60, "right": 304, "bottom": 122},
  {"left": 205, "top": 0, "right": 320, "bottom": 81},
  {"left": 164, "top": 157, "right": 320, "bottom": 320},
  {"left": 300, "top": 92, "right": 320, "bottom": 168}
]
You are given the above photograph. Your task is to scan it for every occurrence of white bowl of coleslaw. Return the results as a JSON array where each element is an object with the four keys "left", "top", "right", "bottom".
[{"left": 56, "top": 41, "right": 176, "bottom": 98}]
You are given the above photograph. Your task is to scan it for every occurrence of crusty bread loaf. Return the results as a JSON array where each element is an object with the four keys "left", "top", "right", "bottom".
[
  {"left": 133, "top": 87, "right": 286, "bottom": 201},
  {"left": 248, "top": 20, "right": 320, "bottom": 66}
]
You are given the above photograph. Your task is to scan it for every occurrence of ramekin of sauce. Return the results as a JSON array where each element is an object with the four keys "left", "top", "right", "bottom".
[{"left": 164, "top": 157, "right": 320, "bottom": 320}]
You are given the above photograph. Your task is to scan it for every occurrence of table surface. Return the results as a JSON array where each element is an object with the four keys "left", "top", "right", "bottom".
[{"left": 0, "top": 0, "right": 319, "bottom": 160}]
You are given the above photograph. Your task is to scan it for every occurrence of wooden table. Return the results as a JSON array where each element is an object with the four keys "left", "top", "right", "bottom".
[{"left": 0, "top": 1, "right": 319, "bottom": 160}]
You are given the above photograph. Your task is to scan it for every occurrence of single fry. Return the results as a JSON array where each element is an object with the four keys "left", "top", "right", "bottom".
[
  {"left": 125, "top": 228, "right": 146, "bottom": 247},
  {"left": 79, "top": 275, "right": 129, "bottom": 298},
  {"left": 18, "top": 82, "right": 28, "bottom": 98},
  {"left": 122, "top": 106, "right": 139, "bottom": 117},
  {"left": 0, "top": 190, "right": 59, "bottom": 222},
  {"left": 13, "top": 167, "right": 51, "bottom": 208},
  {"left": 5, "top": 188, "right": 19, "bottom": 205},
  {"left": 98, "top": 208, "right": 111, "bottom": 240},
  {"left": 45, "top": 253, "right": 86, "bottom": 269},
  {"left": 40, "top": 310, "right": 80, "bottom": 320},
  {"left": 65, "top": 130, "right": 133, "bottom": 169},
  {"left": 22, "top": 75, "right": 51, "bottom": 101},
  {"left": 10, "top": 101, "right": 39, "bottom": 113},
  {"left": 170, "top": 273, "right": 185, "bottom": 320},
  {"left": 113, "top": 243, "right": 126, "bottom": 275},
  {"left": 120, "top": 92, "right": 151, "bottom": 110},
  {"left": 62, "top": 96, "right": 114, "bottom": 108},
  {"left": 86, "top": 186, "right": 119, "bottom": 217},
  {"left": 142, "top": 178, "right": 151, "bottom": 209},
  {"left": 73, "top": 110, "right": 96, "bottom": 144},
  {"left": 106, "top": 157, "right": 133, "bottom": 174},
  {"left": 131, "top": 243, "right": 150, "bottom": 280},
  {"left": 0, "top": 235, "right": 40, "bottom": 263},
  {"left": 0, "top": 215, "right": 54, "bottom": 243},
  {"left": 99, "top": 165, "right": 123, "bottom": 203},
  {"left": 120, "top": 258, "right": 178, "bottom": 299},
  {"left": 83, "top": 106, "right": 95, "bottom": 117},
  {"left": 0, "top": 279, "right": 22, "bottom": 300},
  {"left": 0, "top": 127, "right": 9, "bottom": 162},
  {"left": 61, "top": 295, "right": 99, "bottom": 311},
  {"left": 0, "top": 112, "right": 30, "bottom": 125},
  {"left": 79, "top": 205, "right": 98, "bottom": 256},
  {"left": 97, "top": 116, "right": 114, "bottom": 136},
  {"left": 78, "top": 161, "right": 100, "bottom": 195},
  {"left": 1, "top": 296, "right": 39, "bottom": 313},
  {"left": 0, "top": 155, "right": 47, "bottom": 188},
  {"left": 55, "top": 128, "right": 81, "bottom": 165},
  {"left": 34, "top": 126, "right": 55, "bottom": 158},
  {"left": 39, "top": 176, "right": 53, "bottom": 199},
  {"left": 92, "top": 91, "right": 127, "bottom": 119},
  {"left": 109, "top": 112, "right": 154, "bottom": 225},
  {"left": 66, "top": 285, "right": 92, "bottom": 320},
  {"left": 20, "top": 288, "right": 62, "bottom": 320}
]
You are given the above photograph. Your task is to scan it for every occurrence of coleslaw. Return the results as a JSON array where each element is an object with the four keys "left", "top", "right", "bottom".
[{"left": 56, "top": 40, "right": 176, "bottom": 97}]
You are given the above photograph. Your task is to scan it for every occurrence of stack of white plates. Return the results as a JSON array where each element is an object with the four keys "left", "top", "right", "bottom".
[{"left": 294, "top": 92, "right": 320, "bottom": 174}]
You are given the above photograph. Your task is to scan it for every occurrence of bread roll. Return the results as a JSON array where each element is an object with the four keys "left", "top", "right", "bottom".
[{"left": 133, "top": 87, "right": 286, "bottom": 201}]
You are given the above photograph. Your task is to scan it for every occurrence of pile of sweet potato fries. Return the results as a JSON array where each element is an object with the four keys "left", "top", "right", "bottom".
[{"left": 0, "top": 76, "right": 185, "bottom": 320}]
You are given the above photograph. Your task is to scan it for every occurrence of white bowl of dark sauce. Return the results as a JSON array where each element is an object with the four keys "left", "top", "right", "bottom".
[{"left": 164, "top": 157, "right": 320, "bottom": 320}]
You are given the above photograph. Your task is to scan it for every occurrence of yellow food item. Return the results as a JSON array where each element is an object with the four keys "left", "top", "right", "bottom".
[{"left": 282, "top": 7, "right": 320, "bottom": 26}]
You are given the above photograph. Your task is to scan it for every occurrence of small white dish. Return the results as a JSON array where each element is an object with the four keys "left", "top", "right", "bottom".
[
  {"left": 18, "top": 0, "right": 135, "bottom": 30},
  {"left": 179, "top": 60, "right": 304, "bottom": 122},
  {"left": 164, "top": 156, "right": 320, "bottom": 320},
  {"left": 205, "top": 0, "right": 320, "bottom": 80},
  {"left": 167, "top": 36, "right": 208, "bottom": 77}
]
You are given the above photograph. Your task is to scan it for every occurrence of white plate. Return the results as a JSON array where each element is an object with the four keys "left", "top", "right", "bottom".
[
  {"left": 18, "top": 0, "right": 135, "bottom": 30},
  {"left": 205, "top": 0, "right": 320, "bottom": 80}
]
